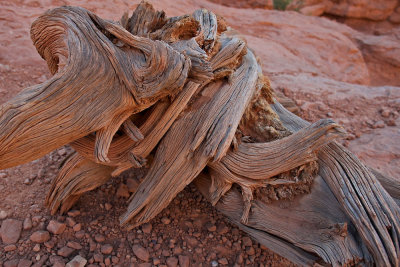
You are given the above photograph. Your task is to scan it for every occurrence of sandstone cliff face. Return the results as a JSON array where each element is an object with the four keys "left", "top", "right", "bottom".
[
  {"left": 325, "top": 0, "right": 398, "bottom": 21},
  {"left": 213, "top": 0, "right": 400, "bottom": 21},
  {"left": 0, "top": 0, "right": 399, "bottom": 177}
]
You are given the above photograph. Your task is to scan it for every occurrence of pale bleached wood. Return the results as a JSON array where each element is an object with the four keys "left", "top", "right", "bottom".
[
  {"left": 193, "top": 9, "right": 218, "bottom": 52},
  {"left": 46, "top": 152, "right": 114, "bottom": 214},
  {"left": 0, "top": 6, "right": 189, "bottom": 169},
  {"left": 125, "top": 1, "right": 166, "bottom": 37},
  {"left": 195, "top": 172, "right": 372, "bottom": 266},
  {"left": 216, "top": 119, "right": 344, "bottom": 180},
  {"left": 121, "top": 47, "right": 259, "bottom": 228},
  {"left": 149, "top": 15, "right": 200, "bottom": 42},
  {"left": 272, "top": 101, "right": 400, "bottom": 267},
  {"left": 209, "top": 119, "right": 345, "bottom": 223},
  {"left": 170, "top": 38, "right": 213, "bottom": 83},
  {"left": 371, "top": 168, "right": 400, "bottom": 204},
  {"left": 70, "top": 81, "right": 200, "bottom": 169},
  {"left": 94, "top": 110, "right": 134, "bottom": 163},
  {"left": 49, "top": 81, "right": 200, "bottom": 212},
  {"left": 122, "top": 119, "right": 144, "bottom": 142},
  {"left": 48, "top": 12, "right": 247, "bottom": 215},
  {"left": 0, "top": 3, "right": 399, "bottom": 266},
  {"left": 70, "top": 101, "right": 169, "bottom": 166},
  {"left": 210, "top": 35, "right": 246, "bottom": 71},
  {"left": 67, "top": 28, "right": 247, "bottom": 170},
  {"left": 319, "top": 144, "right": 400, "bottom": 267}
]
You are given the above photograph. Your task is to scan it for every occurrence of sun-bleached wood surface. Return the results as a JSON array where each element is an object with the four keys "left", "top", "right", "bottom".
[{"left": 0, "top": 2, "right": 399, "bottom": 266}]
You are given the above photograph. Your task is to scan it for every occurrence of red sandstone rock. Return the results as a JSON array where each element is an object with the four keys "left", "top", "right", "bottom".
[
  {"left": 30, "top": 231, "right": 50, "bottom": 243},
  {"left": 132, "top": 245, "right": 150, "bottom": 262},
  {"left": 0, "top": 219, "right": 22, "bottom": 244},
  {"left": 325, "top": 0, "right": 398, "bottom": 20},
  {"left": 101, "top": 244, "right": 113, "bottom": 254},
  {"left": 47, "top": 220, "right": 66, "bottom": 235}
]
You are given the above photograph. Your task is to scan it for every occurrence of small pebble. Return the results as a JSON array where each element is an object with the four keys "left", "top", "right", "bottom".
[
  {"left": 217, "top": 224, "right": 229, "bottom": 235},
  {"left": 246, "top": 246, "right": 255, "bottom": 256},
  {"left": 381, "top": 108, "right": 390, "bottom": 118},
  {"left": 387, "top": 119, "right": 396, "bottom": 126},
  {"left": 0, "top": 219, "right": 22, "bottom": 244},
  {"left": 66, "top": 255, "right": 87, "bottom": 267},
  {"left": 75, "top": 230, "right": 85, "bottom": 238},
  {"left": 44, "top": 239, "right": 56, "bottom": 249},
  {"left": 101, "top": 244, "right": 113, "bottom": 254},
  {"left": 178, "top": 255, "right": 190, "bottom": 267},
  {"left": 33, "top": 244, "right": 40, "bottom": 252},
  {"left": 142, "top": 223, "right": 152, "bottom": 234},
  {"left": 93, "top": 253, "right": 104, "bottom": 263},
  {"left": 0, "top": 210, "right": 8, "bottom": 220},
  {"left": 166, "top": 257, "right": 178, "bottom": 267},
  {"left": 218, "top": 258, "right": 229, "bottom": 265},
  {"left": 18, "top": 259, "right": 32, "bottom": 267},
  {"left": 206, "top": 223, "right": 216, "bottom": 232},
  {"left": 94, "top": 234, "right": 105, "bottom": 243},
  {"left": 23, "top": 217, "right": 32, "bottom": 230},
  {"left": 67, "top": 210, "right": 80, "bottom": 217},
  {"left": 126, "top": 178, "right": 139, "bottom": 193},
  {"left": 104, "top": 203, "right": 112, "bottom": 211},
  {"left": 58, "top": 246, "right": 75, "bottom": 257},
  {"left": 58, "top": 148, "right": 67, "bottom": 156},
  {"left": 242, "top": 236, "right": 252, "bottom": 247},
  {"left": 73, "top": 223, "right": 82, "bottom": 232},
  {"left": 112, "top": 256, "right": 119, "bottom": 264},
  {"left": 153, "top": 258, "right": 161, "bottom": 265},
  {"left": 67, "top": 241, "right": 83, "bottom": 250},
  {"left": 4, "top": 244, "right": 17, "bottom": 252},
  {"left": 3, "top": 259, "right": 19, "bottom": 267},
  {"left": 161, "top": 217, "right": 171, "bottom": 225},
  {"left": 116, "top": 183, "right": 130, "bottom": 198},
  {"left": 132, "top": 244, "right": 150, "bottom": 262},
  {"left": 47, "top": 220, "right": 66, "bottom": 235},
  {"left": 66, "top": 217, "right": 76, "bottom": 227},
  {"left": 373, "top": 120, "right": 385, "bottom": 129},
  {"left": 30, "top": 230, "right": 50, "bottom": 243}
]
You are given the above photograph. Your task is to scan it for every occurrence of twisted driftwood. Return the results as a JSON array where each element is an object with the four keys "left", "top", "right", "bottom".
[{"left": 0, "top": 2, "right": 399, "bottom": 266}]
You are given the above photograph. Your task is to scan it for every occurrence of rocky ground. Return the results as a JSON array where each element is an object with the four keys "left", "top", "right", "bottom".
[
  {"left": 1, "top": 0, "right": 400, "bottom": 266},
  {"left": 0, "top": 147, "right": 290, "bottom": 267}
]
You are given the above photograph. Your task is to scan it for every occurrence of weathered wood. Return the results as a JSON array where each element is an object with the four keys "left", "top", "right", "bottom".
[
  {"left": 0, "top": 3, "right": 398, "bottom": 266},
  {"left": 121, "top": 46, "right": 259, "bottom": 229},
  {"left": 215, "top": 119, "right": 344, "bottom": 181},
  {"left": 209, "top": 119, "right": 345, "bottom": 223},
  {"left": 122, "top": 119, "right": 144, "bottom": 142},
  {"left": 0, "top": 6, "right": 189, "bottom": 169},
  {"left": 46, "top": 152, "right": 114, "bottom": 214},
  {"left": 195, "top": 172, "right": 371, "bottom": 266},
  {"left": 170, "top": 39, "right": 213, "bottom": 82},
  {"left": 125, "top": 1, "right": 166, "bottom": 37},
  {"left": 371, "top": 168, "right": 400, "bottom": 205},
  {"left": 70, "top": 81, "right": 200, "bottom": 170},
  {"left": 319, "top": 144, "right": 400, "bottom": 266},
  {"left": 192, "top": 9, "right": 218, "bottom": 52},
  {"left": 272, "top": 101, "right": 400, "bottom": 266}
]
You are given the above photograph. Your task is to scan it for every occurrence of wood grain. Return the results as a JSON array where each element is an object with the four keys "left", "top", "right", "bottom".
[{"left": 0, "top": 2, "right": 398, "bottom": 266}]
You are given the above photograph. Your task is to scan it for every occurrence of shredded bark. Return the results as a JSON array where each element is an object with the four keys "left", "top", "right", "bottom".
[{"left": 254, "top": 161, "right": 318, "bottom": 203}]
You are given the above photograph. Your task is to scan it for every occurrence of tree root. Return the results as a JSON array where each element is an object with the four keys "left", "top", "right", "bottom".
[{"left": 0, "top": 2, "right": 398, "bottom": 266}]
